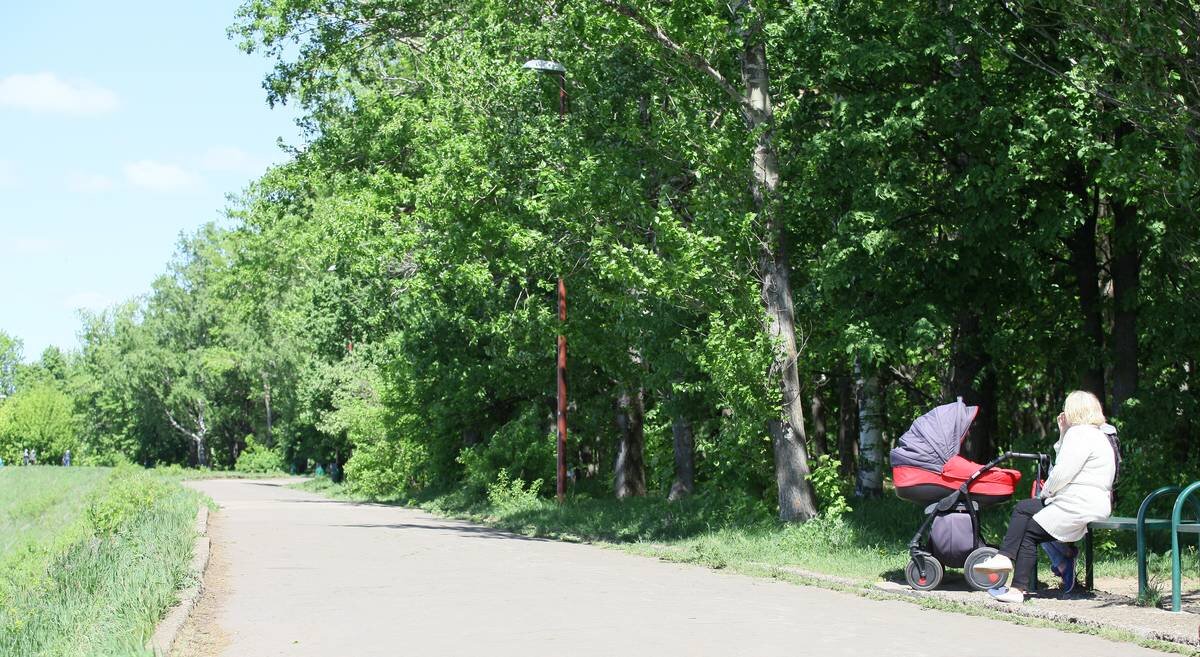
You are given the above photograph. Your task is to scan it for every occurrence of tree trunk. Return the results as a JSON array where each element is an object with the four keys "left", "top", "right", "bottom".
[
  {"left": 262, "top": 371, "right": 274, "bottom": 448},
  {"left": 668, "top": 414, "right": 695, "bottom": 501},
  {"left": 855, "top": 360, "right": 884, "bottom": 498},
  {"left": 1110, "top": 192, "right": 1140, "bottom": 414},
  {"left": 165, "top": 399, "right": 209, "bottom": 468},
  {"left": 195, "top": 403, "right": 209, "bottom": 468},
  {"left": 614, "top": 388, "right": 647, "bottom": 498},
  {"left": 1066, "top": 167, "right": 1107, "bottom": 405},
  {"left": 462, "top": 427, "right": 483, "bottom": 448},
  {"left": 970, "top": 367, "right": 997, "bottom": 460},
  {"left": 595, "top": 0, "right": 816, "bottom": 519},
  {"left": 195, "top": 435, "right": 208, "bottom": 469},
  {"left": 809, "top": 389, "right": 829, "bottom": 458},
  {"left": 837, "top": 374, "right": 858, "bottom": 478},
  {"left": 944, "top": 312, "right": 994, "bottom": 462},
  {"left": 741, "top": 17, "right": 819, "bottom": 522}
]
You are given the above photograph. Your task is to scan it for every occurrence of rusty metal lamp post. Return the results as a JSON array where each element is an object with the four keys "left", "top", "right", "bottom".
[{"left": 522, "top": 58, "right": 569, "bottom": 504}]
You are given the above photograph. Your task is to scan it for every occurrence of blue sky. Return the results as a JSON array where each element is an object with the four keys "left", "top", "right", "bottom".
[{"left": 0, "top": 1, "right": 299, "bottom": 360}]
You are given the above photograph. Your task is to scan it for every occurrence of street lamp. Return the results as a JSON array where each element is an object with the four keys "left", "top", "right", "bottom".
[
  {"left": 522, "top": 59, "right": 568, "bottom": 118},
  {"left": 522, "top": 58, "right": 569, "bottom": 504}
]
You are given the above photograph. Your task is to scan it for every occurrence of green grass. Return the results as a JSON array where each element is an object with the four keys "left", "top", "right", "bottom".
[
  {"left": 0, "top": 466, "right": 202, "bottom": 657},
  {"left": 148, "top": 464, "right": 292, "bottom": 481}
]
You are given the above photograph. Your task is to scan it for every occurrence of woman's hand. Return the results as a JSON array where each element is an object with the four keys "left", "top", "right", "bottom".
[{"left": 1056, "top": 411, "right": 1069, "bottom": 436}]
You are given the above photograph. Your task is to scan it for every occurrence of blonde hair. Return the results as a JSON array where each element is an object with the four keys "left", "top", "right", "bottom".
[{"left": 1063, "top": 390, "right": 1106, "bottom": 427}]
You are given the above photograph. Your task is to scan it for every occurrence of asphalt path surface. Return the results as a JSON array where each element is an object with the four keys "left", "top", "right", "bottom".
[{"left": 173, "top": 479, "right": 1167, "bottom": 657}]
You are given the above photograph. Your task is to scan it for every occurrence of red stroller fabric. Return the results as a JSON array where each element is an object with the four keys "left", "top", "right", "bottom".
[{"left": 893, "top": 455, "right": 1021, "bottom": 496}]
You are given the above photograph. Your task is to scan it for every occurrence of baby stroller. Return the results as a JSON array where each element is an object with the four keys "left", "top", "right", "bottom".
[{"left": 890, "top": 400, "right": 1048, "bottom": 591}]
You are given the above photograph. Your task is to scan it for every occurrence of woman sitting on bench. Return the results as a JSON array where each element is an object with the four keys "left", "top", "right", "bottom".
[{"left": 973, "top": 390, "right": 1117, "bottom": 603}]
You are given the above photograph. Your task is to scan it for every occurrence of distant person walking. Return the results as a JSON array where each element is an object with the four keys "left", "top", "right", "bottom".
[
  {"left": 62, "top": 450, "right": 71, "bottom": 467},
  {"left": 22, "top": 448, "right": 30, "bottom": 465}
]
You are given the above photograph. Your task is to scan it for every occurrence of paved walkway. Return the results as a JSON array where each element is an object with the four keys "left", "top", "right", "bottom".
[{"left": 173, "top": 479, "right": 1169, "bottom": 656}]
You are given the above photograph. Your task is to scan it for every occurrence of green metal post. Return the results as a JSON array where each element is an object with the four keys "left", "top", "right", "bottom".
[
  {"left": 1137, "top": 487, "right": 1181, "bottom": 599},
  {"left": 1171, "top": 481, "right": 1200, "bottom": 612}
]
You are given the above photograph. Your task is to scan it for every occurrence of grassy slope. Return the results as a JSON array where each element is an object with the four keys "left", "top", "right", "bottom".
[{"left": 0, "top": 466, "right": 201, "bottom": 657}]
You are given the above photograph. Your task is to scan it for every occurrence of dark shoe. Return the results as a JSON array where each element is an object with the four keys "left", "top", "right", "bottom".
[
  {"left": 1060, "top": 554, "right": 1076, "bottom": 595},
  {"left": 1042, "top": 541, "right": 1066, "bottom": 577}
]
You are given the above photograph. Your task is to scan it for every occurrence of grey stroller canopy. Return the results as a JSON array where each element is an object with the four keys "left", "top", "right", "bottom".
[{"left": 889, "top": 399, "right": 979, "bottom": 473}]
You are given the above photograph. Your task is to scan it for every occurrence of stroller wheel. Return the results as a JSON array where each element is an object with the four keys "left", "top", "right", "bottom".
[
  {"left": 905, "top": 556, "right": 943, "bottom": 591},
  {"left": 964, "top": 547, "right": 1009, "bottom": 591}
]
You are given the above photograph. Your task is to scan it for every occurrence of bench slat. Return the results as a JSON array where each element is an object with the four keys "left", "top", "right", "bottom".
[
  {"left": 1089, "top": 517, "right": 1170, "bottom": 530},
  {"left": 1088, "top": 517, "right": 1200, "bottom": 532}
]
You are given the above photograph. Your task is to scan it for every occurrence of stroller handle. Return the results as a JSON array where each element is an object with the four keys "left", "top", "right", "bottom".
[{"left": 959, "top": 451, "right": 1049, "bottom": 492}]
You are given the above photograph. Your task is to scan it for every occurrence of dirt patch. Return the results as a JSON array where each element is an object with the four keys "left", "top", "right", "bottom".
[
  {"left": 170, "top": 511, "right": 231, "bottom": 657},
  {"left": 872, "top": 577, "right": 1200, "bottom": 649}
]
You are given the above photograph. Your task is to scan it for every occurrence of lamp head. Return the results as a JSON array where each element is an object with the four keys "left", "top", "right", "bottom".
[{"left": 522, "top": 59, "right": 566, "bottom": 74}]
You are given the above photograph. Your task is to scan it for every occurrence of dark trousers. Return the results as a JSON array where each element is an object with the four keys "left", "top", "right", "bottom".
[{"left": 998, "top": 498, "right": 1055, "bottom": 590}]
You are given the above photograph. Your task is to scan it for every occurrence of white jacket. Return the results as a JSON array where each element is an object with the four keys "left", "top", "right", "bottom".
[{"left": 1034, "top": 424, "right": 1116, "bottom": 542}]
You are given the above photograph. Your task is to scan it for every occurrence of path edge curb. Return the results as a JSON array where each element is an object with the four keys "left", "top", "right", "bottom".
[
  {"left": 744, "top": 561, "right": 1198, "bottom": 650},
  {"left": 870, "top": 581, "right": 1200, "bottom": 649},
  {"left": 148, "top": 504, "right": 212, "bottom": 656}
]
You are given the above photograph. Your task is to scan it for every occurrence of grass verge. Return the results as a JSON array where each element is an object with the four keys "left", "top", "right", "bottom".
[{"left": 0, "top": 465, "right": 202, "bottom": 657}]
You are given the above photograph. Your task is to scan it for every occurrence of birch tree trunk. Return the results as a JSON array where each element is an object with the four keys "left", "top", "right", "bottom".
[
  {"left": 166, "top": 401, "right": 209, "bottom": 468},
  {"left": 614, "top": 388, "right": 647, "bottom": 498},
  {"left": 855, "top": 360, "right": 883, "bottom": 498},
  {"left": 740, "top": 20, "right": 819, "bottom": 521}
]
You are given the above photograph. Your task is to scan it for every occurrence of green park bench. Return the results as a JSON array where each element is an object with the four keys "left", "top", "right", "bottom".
[{"left": 1082, "top": 482, "right": 1200, "bottom": 612}]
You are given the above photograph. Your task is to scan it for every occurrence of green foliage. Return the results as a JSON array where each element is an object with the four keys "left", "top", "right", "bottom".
[
  {"left": 457, "top": 407, "right": 555, "bottom": 497},
  {"left": 85, "top": 466, "right": 173, "bottom": 535},
  {"left": 4, "top": 0, "right": 1199, "bottom": 534},
  {"left": 344, "top": 436, "right": 428, "bottom": 498},
  {"left": 806, "top": 455, "right": 852, "bottom": 519},
  {"left": 486, "top": 468, "right": 544, "bottom": 513},
  {"left": 0, "top": 383, "right": 79, "bottom": 465},
  {"left": 0, "top": 330, "right": 21, "bottom": 397},
  {"left": 235, "top": 434, "right": 285, "bottom": 473}
]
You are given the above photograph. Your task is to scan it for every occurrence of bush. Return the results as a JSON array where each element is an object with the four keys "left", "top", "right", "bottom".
[
  {"left": 807, "top": 454, "right": 852, "bottom": 518},
  {"left": 85, "top": 466, "right": 173, "bottom": 535},
  {"left": 78, "top": 450, "right": 133, "bottom": 468},
  {"left": 345, "top": 437, "right": 428, "bottom": 499},
  {"left": 234, "top": 434, "right": 284, "bottom": 473},
  {"left": 457, "top": 406, "right": 555, "bottom": 497},
  {"left": 486, "top": 468, "right": 543, "bottom": 513}
]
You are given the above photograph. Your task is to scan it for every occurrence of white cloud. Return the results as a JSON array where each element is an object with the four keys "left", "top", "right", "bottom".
[
  {"left": 123, "top": 160, "right": 201, "bottom": 192},
  {"left": 62, "top": 292, "right": 114, "bottom": 312},
  {"left": 198, "top": 146, "right": 269, "bottom": 174},
  {"left": 0, "top": 73, "right": 119, "bottom": 115},
  {"left": 65, "top": 171, "right": 114, "bottom": 193}
]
